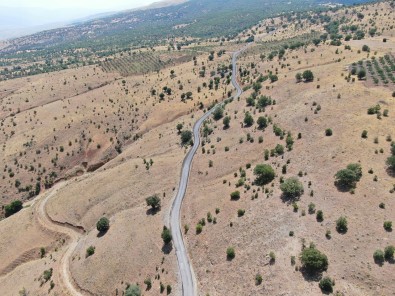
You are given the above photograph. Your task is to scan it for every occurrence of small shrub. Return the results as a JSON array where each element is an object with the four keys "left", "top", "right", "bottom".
[
  {"left": 384, "top": 245, "right": 395, "bottom": 260},
  {"left": 161, "top": 226, "right": 172, "bottom": 245},
  {"left": 196, "top": 224, "right": 203, "bottom": 234},
  {"left": 373, "top": 249, "right": 384, "bottom": 263},
  {"left": 383, "top": 221, "right": 392, "bottom": 231},
  {"left": 319, "top": 276, "right": 334, "bottom": 293},
  {"left": 86, "top": 246, "right": 95, "bottom": 258},
  {"left": 325, "top": 129, "right": 333, "bottom": 136},
  {"left": 336, "top": 216, "right": 348, "bottom": 233},
  {"left": 227, "top": 247, "right": 235, "bottom": 260},
  {"left": 308, "top": 202, "right": 316, "bottom": 214},
  {"left": 146, "top": 195, "right": 161, "bottom": 210},
  {"left": 125, "top": 284, "right": 141, "bottom": 296},
  {"left": 230, "top": 191, "right": 240, "bottom": 200},
  {"left": 269, "top": 251, "right": 276, "bottom": 263},
  {"left": 316, "top": 210, "right": 324, "bottom": 222},
  {"left": 255, "top": 274, "right": 263, "bottom": 285}
]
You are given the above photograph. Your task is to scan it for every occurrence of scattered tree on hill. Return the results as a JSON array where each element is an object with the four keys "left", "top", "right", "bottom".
[
  {"left": 384, "top": 245, "right": 395, "bottom": 260},
  {"left": 146, "top": 195, "right": 161, "bottom": 210},
  {"left": 302, "top": 70, "right": 314, "bottom": 82},
  {"left": 300, "top": 245, "right": 328, "bottom": 273},
  {"left": 223, "top": 116, "right": 231, "bottom": 129},
  {"left": 230, "top": 191, "right": 240, "bottom": 200},
  {"left": 280, "top": 177, "right": 304, "bottom": 198},
  {"left": 125, "top": 284, "right": 141, "bottom": 296},
  {"left": 244, "top": 112, "right": 254, "bottom": 127},
  {"left": 4, "top": 200, "right": 23, "bottom": 217},
  {"left": 295, "top": 72, "right": 302, "bottom": 83},
  {"left": 319, "top": 277, "right": 334, "bottom": 293},
  {"left": 257, "top": 116, "right": 267, "bottom": 129},
  {"left": 334, "top": 163, "right": 362, "bottom": 189},
  {"left": 96, "top": 217, "right": 110, "bottom": 233},
  {"left": 336, "top": 216, "right": 348, "bottom": 233},
  {"left": 373, "top": 249, "right": 384, "bottom": 264},
  {"left": 254, "top": 164, "right": 275, "bottom": 186},
  {"left": 176, "top": 123, "right": 183, "bottom": 133},
  {"left": 213, "top": 107, "right": 224, "bottom": 120},
  {"left": 387, "top": 155, "right": 395, "bottom": 172},
  {"left": 86, "top": 246, "right": 95, "bottom": 258},
  {"left": 358, "top": 69, "right": 366, "bottom": 80},
  {"left": 161, "top": 226, "right": 172, "bottom": 245},
  {"left": 180, "top": 130, "right": 193, "bottom": 145}
]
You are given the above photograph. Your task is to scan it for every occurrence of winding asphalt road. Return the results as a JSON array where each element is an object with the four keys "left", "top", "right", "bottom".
[{"left": 169, "top": 44, "right": 250, "bottom": 296}]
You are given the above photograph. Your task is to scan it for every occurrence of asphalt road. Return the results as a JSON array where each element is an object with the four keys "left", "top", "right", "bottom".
[{"left": 169, "top": 44, "right": 249, "bottom": 296}]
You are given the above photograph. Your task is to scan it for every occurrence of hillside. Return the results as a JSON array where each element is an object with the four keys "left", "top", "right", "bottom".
[{"left": 0, "top": 0, "right": 394, "bottom": 296}]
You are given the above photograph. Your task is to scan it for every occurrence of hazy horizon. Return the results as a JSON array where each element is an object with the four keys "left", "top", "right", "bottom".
[{"left": 0, "top": 0, "right": 161, "bottom": 40}]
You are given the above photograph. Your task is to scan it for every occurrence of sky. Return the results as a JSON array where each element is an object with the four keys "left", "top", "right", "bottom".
[
  {"left": 2, "top": 0, "right": 158, "bottom": 10},
  {"left": 0, "top": 0, "right": 161, "bottom": 39}
]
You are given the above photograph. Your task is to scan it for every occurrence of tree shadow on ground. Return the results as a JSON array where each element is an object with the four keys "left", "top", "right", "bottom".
[
  {"left": 300, "top": 268, "right": 323, "bottom": 283},
  {"left": 162, "top": 243, "right": 173, "bottom": 254},
  {"left": 280, "top": 194, "right": 300, "bottom": 204},
  {"left": 146, "top": 208, "right": 160, "bottom": 216},
  {"left": 97, "top": 229, "right": 108, "bottom": 238},
  {"left": 334, "top": 181, "right": 353, "bottom": 193},
  {"left": 385, "top": 168, "right": 395, "bottom": 178}
]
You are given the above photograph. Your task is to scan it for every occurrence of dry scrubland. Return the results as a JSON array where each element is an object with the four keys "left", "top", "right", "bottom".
[
  {"left": 0, "top": 43, "right": 233, "bottom": 295},
  {"left": 183, "top": 2, "right": 395, "bottom": 295},
  {"left": 0, "top": 1, "right": 394, "bottom": 295}
]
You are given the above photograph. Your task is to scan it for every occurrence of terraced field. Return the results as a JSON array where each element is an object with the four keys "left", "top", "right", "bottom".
[{"left": 101, "top": 51, "right": 199, "bottom": 76}]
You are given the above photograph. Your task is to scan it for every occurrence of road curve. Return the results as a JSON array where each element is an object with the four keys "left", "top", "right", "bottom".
[
  {"left": 36, "top": 182, "right": 85, "bottom": 296},
  {"left": 169, "top": 44, "right": 250, "bottom": 296}
]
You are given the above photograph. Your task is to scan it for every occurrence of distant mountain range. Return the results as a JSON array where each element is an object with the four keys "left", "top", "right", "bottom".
[{"left": 0, "top": 0, "right": 370, "bottom": 54}]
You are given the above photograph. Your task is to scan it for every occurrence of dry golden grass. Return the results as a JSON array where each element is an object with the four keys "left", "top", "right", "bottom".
[{"left": 0, "top": 2, "right": 394, "bottom": 295}]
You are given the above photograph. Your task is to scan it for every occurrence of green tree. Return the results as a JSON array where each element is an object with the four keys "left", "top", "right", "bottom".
[
  {"left": 384, "top": 245, "right": 395, "bottom": 260},
  {"left": 336, "top": 216, "right": 348, "bottom": 233},
  {"left": 4, "top": 200, "right": 23, "bottom": 217},
  {"left": 257, "top": 116, "right": 267, "bottom": 129},
  {"left": 373, "top": 250, "right": 384, "bottom": 264},
  {"left": 125, "top": 285, "right": 141, "bottom": 296},
  {"left": 230, "top": 191, "right": 240, "bottom": 200},
  {"left": 295, "top": 73, "right": 302, "bottom": 82},
  {"left": 254, "top": 164, "right": 275, "bottom": 186},
  {"left": 146, "top": 195, "right": 161, "bottom": 210},
  {"left": 334, "top": 163, "right": 362, "bottom": 189},
  {"left": 176, "top": 123, "right": 183, "bottom": 133},
  {"left": 213, "top": 107, "right": 224, "bottom": 120},
  {"left": 161, "top": 226, "right": 172, "bottom": 245},
  {"left": 319, "top": 277, "right": 334, "bottom": 293},
  {"left": 280, "top": 177, "right": 304, "bottom": 198},
  {"left": 244, "top": 112, "right": 254, "bottom": 127},
  {"left": 86, "top": 246, "right": 95, "bottom": 258},
  {"left": 180, "top": 130, "right": 192, "bottom": 145},
  {"left": 300, "top": 245, "right": 328, "bottom": 273},
  {"left": 358, "top": 69, "right": 366, "bottom": 80},
  {"left": 302, "top": 70, "right": 314, "bottom": 82},
  {"left": 223, "top": 116, "right": 231, "bottom": 129},
  {"left": 96, "top": 217, "right": 110, "bottom": 233},
  {"left": 386, "top": 155, "right": 395, "bottom": 172}
]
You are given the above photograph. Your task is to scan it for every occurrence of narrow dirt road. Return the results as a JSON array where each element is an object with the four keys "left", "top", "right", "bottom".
[
  {"left": 36, "top": 182, "right": 85, "bottom": 296},
  {"left": 169, "top": 44, "right": 250, "bottom": 296}
]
